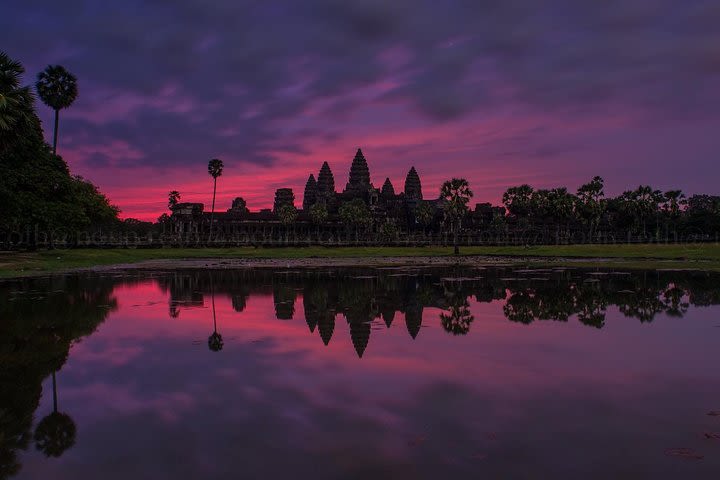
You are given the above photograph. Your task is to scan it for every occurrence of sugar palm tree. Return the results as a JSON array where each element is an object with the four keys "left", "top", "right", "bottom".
[
  {"left": 309, "top": 203, "right": 328, "bottom": 239},
  {"left": 208, "top": 279, "right": 223, "bottom": 352},
  {"left": 168, "top": 190, "right": 181, "bottom": 211},
  {"left": 35, "top": 65, "right": 78, "bottom": 155},
  {"left": 339, "top": 198, "right": 371, "bottom": 242},
  {"left": 414, "top": 201, "right": 434, "bottom": 235},
  {"left": 207, "top": 158, "right": 224, "bottom": 241},
  {"left": 440, "top": 178, "right": 473, "bottom": 254},
  {"left": 0, "top": 52, "right": 34, "bottom": 152},
  {"left": 34, "top": 371, "right": 76, "bottom": 457},
  {"left": 277, "top": 204, "right": 298, "bottom": 244},
  {"left": 577, "top": 176, "right": 605, "bottom": 239}
]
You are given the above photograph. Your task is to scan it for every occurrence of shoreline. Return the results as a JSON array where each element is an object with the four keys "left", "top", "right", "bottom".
[{"left": 3, "top": 249, "right": 720, "bottom": 279}]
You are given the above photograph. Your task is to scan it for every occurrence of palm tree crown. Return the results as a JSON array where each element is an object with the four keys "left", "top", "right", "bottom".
[
  {"left": 36, "top": 65, "right": 78, "bottom": 111},
  {"left": 440, "top": 178, "right": 474, "bottom": 255},
  {"left": 440, "top": 178, "right": 474, "bottom": 208},
  {"left": 0, "top": 51, "right": 34, "bottom": 133},
  {"left": 208, "top": 158, "right": 224, "bottom": 178},
  {"left": 207, "top": 158, "right": 224, "bottom": 242}
]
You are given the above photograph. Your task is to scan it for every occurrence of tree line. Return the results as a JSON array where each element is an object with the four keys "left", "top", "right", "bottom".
[
  {"left": 495, "top": 177, "right": 719, "bottom": 242},
  {"left": 3, "top": 49, "right": 719, "bottom": 249},
  {"left": 0, "top": 52, "right": 120, "bottom": 246}
]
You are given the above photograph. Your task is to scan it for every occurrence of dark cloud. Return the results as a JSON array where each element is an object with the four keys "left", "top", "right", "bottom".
[{"left": 2, "top": 0, "right": 719, "bottom": 170}]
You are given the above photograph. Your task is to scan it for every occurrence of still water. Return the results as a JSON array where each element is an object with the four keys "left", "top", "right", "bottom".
[{"left": 1, "top": 266, "right": 719, "bottom": 479}]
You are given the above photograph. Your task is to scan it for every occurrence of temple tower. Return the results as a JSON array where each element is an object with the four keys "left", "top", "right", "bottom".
[
  {"left": 405, "top": 305, "right": 423, "bottom": 339},
  {"left": 273, "top": 188, "right": 295, "bottom": 213},
  {"left": 381, "top": 178, "right": 395, "bottom": 198},
  {"left": 303, "top": 174, "right": 318, "bottom": 210},
  {"left": 350, "top": 321, "right": 371, "bottom": 358},
  {"left": 317, "top": 162, "right": 336, "bottom": 203},
  {"left": 404, "top": 166, "right": 423, "bottom": 200},
  {"left": 345, "top": 148, "right": 371, "bottom": 194},
  {"left": 318, "top": 313, "right": 335, "bottom": 346}
]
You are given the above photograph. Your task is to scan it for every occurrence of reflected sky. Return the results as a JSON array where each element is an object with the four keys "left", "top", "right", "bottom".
[{"left": 2, "top": 267, "right": 719, "bottom": 479}]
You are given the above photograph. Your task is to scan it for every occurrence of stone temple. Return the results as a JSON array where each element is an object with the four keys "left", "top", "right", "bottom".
[{"left": 171, "top": 148, "right": 500, "bottom": 238}]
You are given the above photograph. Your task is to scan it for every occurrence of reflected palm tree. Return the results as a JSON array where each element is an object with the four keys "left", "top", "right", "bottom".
[
  {"left": 661, "top": 286, "right": 689, "bottom": 317},
  {"left": 440, "top": 301, "right": 475, "bottom": 335},
  {"left": 34, "top": 371, "right": 76, "bottom": 458},
  {"left": 208, "top": 280, "right": 223, "bottom": 352},
  {"left": 503, "top": 291, "right": 537, "bottom": 325}
]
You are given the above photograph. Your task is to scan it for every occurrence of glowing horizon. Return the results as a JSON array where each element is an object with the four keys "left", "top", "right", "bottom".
[{"left": 4, "top": 0, "right": 719, "bottom": 221}]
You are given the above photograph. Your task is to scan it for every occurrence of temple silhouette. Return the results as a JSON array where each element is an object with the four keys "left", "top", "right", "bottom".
[
  {"left": 158, "top": 267, "right": 717, "bottom": 358},
  {"left": 169, "top": 148, "right": 492, "bottom": 237}
]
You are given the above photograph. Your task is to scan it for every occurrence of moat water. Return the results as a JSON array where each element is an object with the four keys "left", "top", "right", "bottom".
[{"left": 2, "top": 266, "right": 719, "bottom": 479}]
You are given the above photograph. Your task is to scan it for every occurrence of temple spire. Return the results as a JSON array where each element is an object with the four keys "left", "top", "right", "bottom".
[
  {"left": 381, "top": 177, "right": 395, "bottom": 198},
  {"left": 345, "top": 148, "right": 371, "bottom": 193},
  {"left": 318, "top": 313, "right": 335, "bottom": 346},
  {"left": 405, "top": 305, "right": 423, "bottom": 339},
  {"left": 273, "top": 188, "right": 295, "bottom": 213},
  {"left": 404, "top": 166, "right": 423, "bottom": 200},
  {"left": 349, "top": 321, "right": 371, "bottom": 358},
  {"left": 303, "top": 174, "right": 317, "bottom": 210},
  {"left": 317, "top": 162, "right": 335, "bottom": 202}
]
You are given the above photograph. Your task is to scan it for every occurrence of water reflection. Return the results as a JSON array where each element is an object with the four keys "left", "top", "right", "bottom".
[
  {"left": 0, "top": 276, "right": 117, "bottom": 478},
  {"left": 207, "top": 278, "right": 223, "bottom": 352},
  {"left": 33, "top": 371, "right": 75, "bottom": 458},
  {"left": 158, "top": 267, "right": 720, "bottom": 351},
  {"left": 1, "top": 266, "right": 719, "bottom": 479}
]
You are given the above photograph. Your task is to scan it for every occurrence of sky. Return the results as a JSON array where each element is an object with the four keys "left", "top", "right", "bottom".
[{"left": 3, "top": 0, "right": 720, "bottom": 220}]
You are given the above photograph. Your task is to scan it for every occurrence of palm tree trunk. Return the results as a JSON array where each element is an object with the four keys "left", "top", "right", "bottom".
[
  {"left": 209, "top": 177, "right": 217, "bottom": 243},
  {"left": 212, "top": 291, "right": 217, "bottom": 333},
  {"left": 52, "top": 371, "right": 58, "bottom": 413},
  {"left": 52, "top": 109, "right": 59, "bottom": 155},
  {"left": 453, "top": 224, "right": 459, "bottom": 255}
]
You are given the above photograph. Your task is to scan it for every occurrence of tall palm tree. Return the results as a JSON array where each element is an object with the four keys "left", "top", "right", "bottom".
[
  {"left": 207, "top": 158, "right": 224, "bottom": 241},
  {"left": 168, "top": 190, "right": 181, "bottom": 211},
  {"left": 34, "top": 371, "right": 76, "bottom": 457},
  {"left": 440, "top": 178, "right": 474, "bottom": 254},
  {"left": 577, "top": 176, "right": 605, "bottom": 240},
  {"left": 35, "top": 65, "right": 78, "bottom": 155},
  {"left": 208, "top": 277, "right": 223, "bottom": 352},
  {"left": 0, "top": 52, "right": 34, "bottom": 153}
]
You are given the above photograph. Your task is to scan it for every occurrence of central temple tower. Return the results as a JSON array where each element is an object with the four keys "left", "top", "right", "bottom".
[{"left": 344, "top": 148, "right": 372, "bottom": 195}]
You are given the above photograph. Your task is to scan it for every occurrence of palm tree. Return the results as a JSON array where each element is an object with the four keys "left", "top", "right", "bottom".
[
  {"left": 168, "top": 190, "right": 181, "bottom": 211},
  {"left": 662, "top": 190, "right": 686, "bottom": 239},
  {"left": 339, "top": 198, "right": 371, "bottom": 243},
  {"left": 35, "top": 65, "right": 78, "bottom": 155},
  {"left": 440, "top": 178, "right": 474, "bottom": 254},
  {"left": 577, "top": 176, "right": 605, "bottom": 240},
  {"left": 277, "top": 204, "right": 298, "bottom": 244},
  {"left": 309, "top": 203, "right": 328, "bottom": 240},
  {"left": 207, "top": 158, "right": 224, "bottom": 242},
  {"left": 34, "top": 371, "right": 76, "bottom": 457},
  {"left": 414, "top": 201, "right": 434, "bottom": 235},
  {"left": 208, "top": 279, "right": 223, "bottom": 352},
  {"left": 0, "top": 52, "right": 34, "bottom": 152}
]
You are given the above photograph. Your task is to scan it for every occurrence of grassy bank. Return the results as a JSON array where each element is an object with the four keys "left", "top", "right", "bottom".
[{"left": 1, "top": 244, "right": 720, "bottom": 278}]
